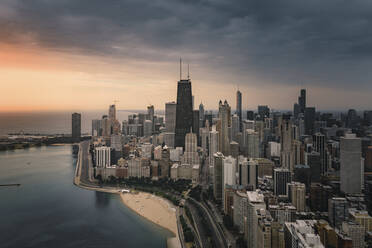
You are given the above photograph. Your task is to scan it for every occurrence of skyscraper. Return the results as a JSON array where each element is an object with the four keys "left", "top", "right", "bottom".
[
  {"left": 72, "top": 113, "right": 81, "bottom": 142},
  {"left": 147, "top": 105, "right": 154, "bottom": 132},
  {"left": 313, "top": 133, "right": 327, "bottom": 175},
  {"left": 257, "top": 105, "right": 270, "bottom": 120},
  {"left": 199, "top": 102, "right": 205, "bottom": 127},
  {"left": 182, "top": 130, "right": 199, "bottom": 165},
  {"left": 213, "top": 152, "right": 224, "bottom": 202},
  {"left": 175, "top": 79, "right": 193, "bottom": 148},
  {"left": 218, "top": 100, "right": 231, "bottom": 156},
  {"left": 287, "top": 182, "right": 306, "bottom": 212},
  {"left": 165, "top": 102, "right": 177, "bottom": 133},
  {"left": 209, "top": 129, "right": 219, "bottom": 166},
  {"left": 304, "top": 107, "right": 315, "bottom": 135},
  {"left": 298, "top": 89, "right": 306, "bottom": 114},
  {"left": 192, "top": 110, "right": 200, "bottom": 142},
  {"left": 280, "top": 115, "right": 294, "bottom": 172},
  {"left": 238, "top": 156, "right": 258, "bottom": 190},
  {"left": 109, "top": 104, "right": 116, "bottom": 121},
  {"left": 236, "top": 90, "right": 242, "bottom": 131},
  {"left": 340, "top": 133, "right": 362, "bottom": 194},
  {"left": 273, "top": 168, "right": 292, "bottom": 196}
]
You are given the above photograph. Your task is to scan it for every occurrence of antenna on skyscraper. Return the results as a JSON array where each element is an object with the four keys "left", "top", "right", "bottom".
[
  {"left": 187, "top": 63, "right": 190, "bottom": 80},
  {"left": 180, "top": 58, "right": 182, "bottom": 80}
]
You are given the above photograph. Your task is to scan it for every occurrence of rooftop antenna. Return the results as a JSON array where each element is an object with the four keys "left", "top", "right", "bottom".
[
  {"left": 187, "top": 63, "right": 190, "bottom": 80},
  {"left": 180, "top": 58, "right": 182, "bottom": 80}
]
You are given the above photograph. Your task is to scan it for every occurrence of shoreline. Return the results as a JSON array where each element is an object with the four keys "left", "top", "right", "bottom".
[
  {"left": 74, "top": 142, "right": 182, "bottom": 248},
  {"left": 119, "top": 192, "right": 178, "bottom": 237},
  {"left": 75, "top": 183, "right": 181, "bottom": 248}
]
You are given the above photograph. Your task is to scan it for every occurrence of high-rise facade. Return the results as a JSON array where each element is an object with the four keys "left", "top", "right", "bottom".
[
  {"left": 218, "top": 100, "right": 231, "bottom": 156},
  {"left": 288, "top": 182, "right": 306, "bottom": 212},
  {"left": 175, "top": 79, "right": 193, "bottom": 148},
  {"left": 213, "top": 152, "right": 224, "bottom": 202},
  {"left": 109, "top": 104, "right": 116, "bottom": 121},
  {"left": 147, "top": 105, "right": 154, "bottom": 132},
  {"left": 182, "top": 131, "right": 199, "bottom": 165},
  {"left": 328, "top": 197, "right": 348, "bottom": 228},
  {"left": 236, "top": 90, "right": 242, "bottom": 131},
  {"left": 298, "top": 89, "right": 306, "bottom": 114},
  {"left": 143, "top": 120, "right": 152, "bottom": 137},
  {"left": 95, "top": 146, "right": 111, "bottom": 167},
  {"left": 238, "top": 156, "right": 258, "bottom": 190},
  {"left": 247, "top": 191, "right": 266, "bottom": 248},
  {"left": 245, "top": 129, "right": 259, "bottom": 158},
  {"left": 165, "top": 101, "right": 177, "bottom": 133},
  {"left": 313, "top": 133, "right": 328, "bottom": 175},
  {"left": 92, "top": 119, "right": 102, "bottom": 136},
  {"left": 274, "top": 168, "right": 292, "bottom": 196},
  {"left": 209, "top": 130, "right": 219, "bottom": 166},
  {"left": 340, "top": 133, "right": 362, "bottom": 194},
  {"left": 304, "top": 107, "right": 315, "bottom": 135},
  {"left": 199, "top": 102, "right": 205, "bottom": 127},
  {"left": 72, "top": 112, "right": 81, "bottom": 142},
  {"left": 280, "top": 115, "right": 294, "bottom": 171},
  {"left": 257, "top": 105, "right": 270, "bottom": 120}
]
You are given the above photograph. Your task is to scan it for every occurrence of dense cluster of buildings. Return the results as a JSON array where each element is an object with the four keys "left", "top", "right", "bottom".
[{"left": 72, "top": 69, "right": 372, "bottom": 247}]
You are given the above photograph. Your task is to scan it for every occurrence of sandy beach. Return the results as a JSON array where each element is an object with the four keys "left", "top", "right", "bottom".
[{"left": 120, "top": 192, "right": 178, "bottom": 236}]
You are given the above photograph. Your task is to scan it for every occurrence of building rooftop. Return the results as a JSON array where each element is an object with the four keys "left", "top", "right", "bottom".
[{"left": 247, "top": 190, "right": 265, "bottom": 203}]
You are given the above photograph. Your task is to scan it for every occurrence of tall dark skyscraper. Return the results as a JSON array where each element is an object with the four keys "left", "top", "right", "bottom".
[
  {"left": 304, "top": 107, "right": 316, "bottom": 135},
  {"left": 298, "top": 88, "right": 306, "bottom": 113},
  {"left": 72, "top": 112, "right": 81, "bottom": 142},
  {"left": 236, "top": 90, "right": 242, "bottom": 131},
  {"left": 175, "top": 79, "right": 193, "bottom": 148}
]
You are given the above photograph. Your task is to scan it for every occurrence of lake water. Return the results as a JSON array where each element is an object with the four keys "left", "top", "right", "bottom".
[{"left": 0, "top": 145, "right": 171, "bottom": 248}]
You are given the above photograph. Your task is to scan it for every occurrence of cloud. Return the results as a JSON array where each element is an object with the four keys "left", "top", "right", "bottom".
[{"left": 1, "top": 0, "right": 372, "bottom": 91}]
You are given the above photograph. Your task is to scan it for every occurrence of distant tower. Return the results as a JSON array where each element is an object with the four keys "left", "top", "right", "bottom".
[
  {"left": 109, "top": 104, "right": 116, "bottom": 121},
  {"left": 236, "top": 90, "right": 242, "bottom": 132},
  {"left": 340, "top": 133, "right": 362, "bottom": 194},
  {"left": 199, "top": 102, "right": 205, "bottom": 127},
  {"left": 218, "top": 100, "right": 231, "bottom": 156},
  {"left": 147, "top": 104, "right": 155, "bottom": 132},
  {"left": 72, "top": 113, "right": 81, "bottom": 142},
  {"left": 175, "top": 60, "right": 193, "bottom": 148},
  {"left": 298, "top": 89, "right": 306, "bottom": 114},
  {"left": 280, "top": 115, "right": 294, "bottom": 172}
]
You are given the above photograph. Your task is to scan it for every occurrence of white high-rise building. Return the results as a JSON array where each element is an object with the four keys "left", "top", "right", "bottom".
[
  {"left": 247, "top": 191, "right": 266, "bottom": 248},
  {"left": 340, "top": 133, "right": 362, "bottom": 194},
  {"left": 209, "top": 129, "right": 219, "bottom": 166},
  {"left": 223, "top": 156, "right": 236, "bottom": 207},
  {"left": 95, "top": 146, "right": 111, "bottom": 167},
  {"left": 182, "top": 131, "right": 199, "bottom": 165},
  {"left": 245, "top": 129, "right": 259, "bottom": 158}
]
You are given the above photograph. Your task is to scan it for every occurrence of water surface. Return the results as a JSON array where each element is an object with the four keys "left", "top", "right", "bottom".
[{"left": 0, "top": 145, "right": 171, "bottom": 248}]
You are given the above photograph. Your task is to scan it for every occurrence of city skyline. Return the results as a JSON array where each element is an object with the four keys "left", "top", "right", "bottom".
[{"left": 1, "top": 1, "right": 372, "bottom": 111}]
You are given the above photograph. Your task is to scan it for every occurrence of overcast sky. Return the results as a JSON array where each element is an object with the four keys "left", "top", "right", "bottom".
[{"left": 1, "top": 0, "right": 372, "bottom": 111}]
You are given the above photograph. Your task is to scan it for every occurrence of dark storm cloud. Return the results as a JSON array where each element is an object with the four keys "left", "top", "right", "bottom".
[{"left": 1, "top": 0, "right": 372, "bottom": 88}]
